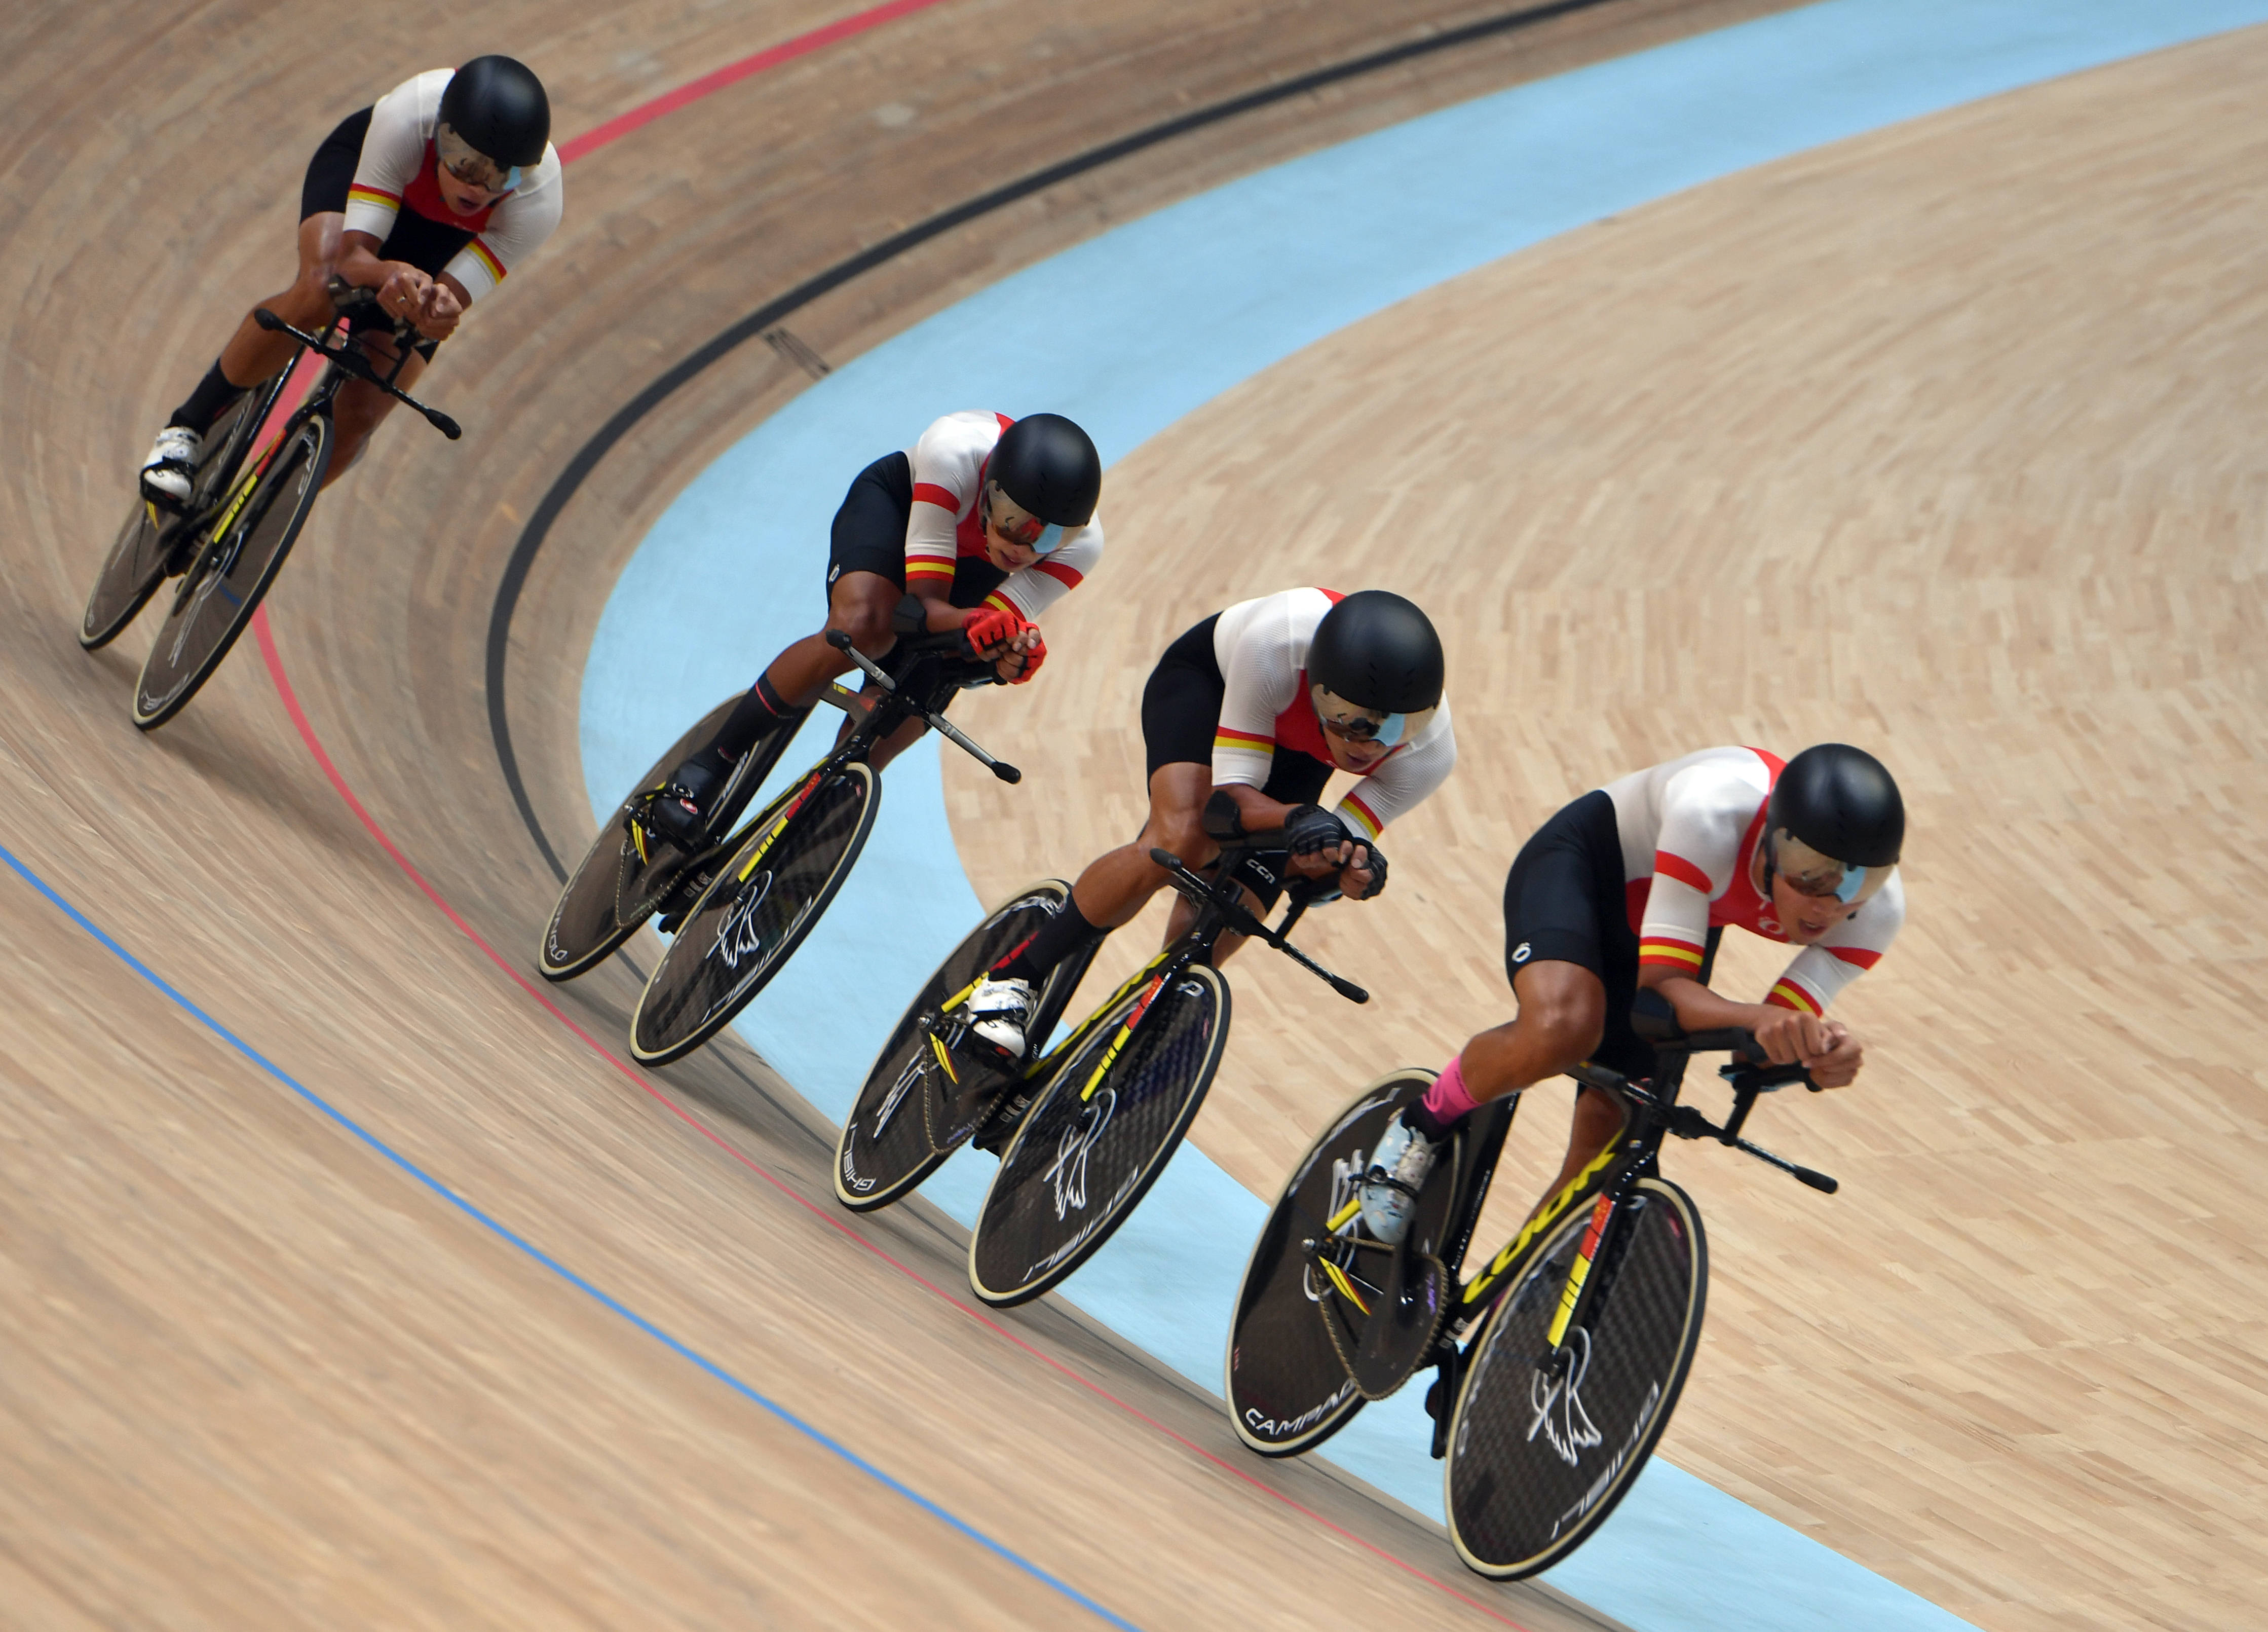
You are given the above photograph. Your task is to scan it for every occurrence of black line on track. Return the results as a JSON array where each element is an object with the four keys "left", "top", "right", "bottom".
[{"left": 493, "top": 0, "right": 1626, "bottom": 877}]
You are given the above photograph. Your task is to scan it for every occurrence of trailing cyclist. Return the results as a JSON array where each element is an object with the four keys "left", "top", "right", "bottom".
[
  {"left": 138, "top": 57, "right": 562, "bottom": 507},
  {"left": 1357, "top": 742, "right": 1905, "bottom": 1244},
  {"left": 644, "top": 409, "right": 1103, "bottom": 848},
  {"left": 962, "top": 585, "right": 1458, "bottom": 1058}
]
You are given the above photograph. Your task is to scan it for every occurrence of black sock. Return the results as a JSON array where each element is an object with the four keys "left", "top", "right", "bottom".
[
  {"left": 995, "top": 895, "right": 1105, "bottom": 984},
  {"left": 168, "top": 358, "right": 248, "bottom": 437},
  {"left": 715, "top": 672, "right": 805, "bottom": 760},
  {"left": 1403, "top": 1098, "right": 1457, "bottom": 1143}
]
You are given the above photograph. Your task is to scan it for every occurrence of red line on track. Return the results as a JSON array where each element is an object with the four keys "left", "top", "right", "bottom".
[
  {"left": 242, "top": 5, "right": 1537, "bottom": 1620},
  {"left": 558, "top": 0, "right": 954, "bottom": 164}
]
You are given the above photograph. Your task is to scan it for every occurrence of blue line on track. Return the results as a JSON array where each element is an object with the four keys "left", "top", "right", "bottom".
[{"left": 0, "top": 839, "right": 1142, "bottom": 1632}]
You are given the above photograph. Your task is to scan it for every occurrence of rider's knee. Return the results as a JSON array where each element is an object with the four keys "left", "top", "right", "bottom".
[
  {"left": 1149, "top": 809, "right": 1211, "bottom": 871},
  {"left": 830, "top": 586, "right": 897, "bottom": 655},
  {"left": 1521, "top": 984, "right": 1605, "bottom": 1066}
]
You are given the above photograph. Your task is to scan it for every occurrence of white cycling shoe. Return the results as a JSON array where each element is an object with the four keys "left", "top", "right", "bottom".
[
  {"left": 1357, "top": 1112, "right": 1443, "bottom": 1246},
  {"left": 139, "top": 425, "right": 202, "bottom": 505},
  {"left": 963, "top": 975, "right": 1036, "bottom": 1059}
]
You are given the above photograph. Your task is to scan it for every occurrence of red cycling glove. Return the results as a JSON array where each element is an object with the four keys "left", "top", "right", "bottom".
[
  {"left": 961, "top": 606, "right": 1027, "bottom": 654},
  {"left": 1007, "top": 630, "right": 1047, "bottom": 684}
]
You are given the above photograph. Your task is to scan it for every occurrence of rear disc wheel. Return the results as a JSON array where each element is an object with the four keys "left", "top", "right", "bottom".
[{"left": 835, "top": 879, "right": 1082, "bottom": 1211}]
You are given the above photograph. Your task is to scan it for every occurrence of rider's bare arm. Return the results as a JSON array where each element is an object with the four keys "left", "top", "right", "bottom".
[
  {"left": 1636, "top": 965, "right": 1861, "bottom": 1083},
  {"left": 333, "top": 231, "right": 468, "bottom": 340}
]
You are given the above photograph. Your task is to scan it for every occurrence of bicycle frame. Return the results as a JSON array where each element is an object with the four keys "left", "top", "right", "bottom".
[
  {"left": 630, "top": 634, "right": 1004, "bottom": 884},
  {"left": 164, "top": 295, "right": 455, "bottom": 600}
]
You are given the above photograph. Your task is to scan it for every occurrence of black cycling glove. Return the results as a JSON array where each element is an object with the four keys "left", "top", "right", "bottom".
[
  {"left": 1282, "top": 803, "right": 1353, "bottom": 856},
  {"left": 1351, "top": 841, "right": 1388, "bottom": 900}
]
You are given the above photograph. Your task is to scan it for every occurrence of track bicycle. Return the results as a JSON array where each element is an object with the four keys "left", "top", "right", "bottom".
[
  {"left": 1226, "top": 987, "right": 1835, "bottom": 1579},
  {"left": 622, "top": 628, "right": 1019, "bottom": 1067},
  {"left": 80, "top": 280, "right": 460, "bottom": 729},
  {"left": 906, "top": 828, "right": 1369, "bottom": 1308}
]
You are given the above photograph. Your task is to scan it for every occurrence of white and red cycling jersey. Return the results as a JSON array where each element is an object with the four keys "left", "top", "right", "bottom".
[
  {"left": 341, "top": 70, "right": 565, "bottom": 301},
  {"left": 903, "top": 410, "right": 1105, "bottom": 620},
  {"left": 1603, "top": 746, "right": 1905, "bottom": 1017},
  {"left": 1209, "top": 587, "right": 1457, "bottom": 842}
]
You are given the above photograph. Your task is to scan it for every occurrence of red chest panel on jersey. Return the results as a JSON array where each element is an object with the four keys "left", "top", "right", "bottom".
[{"left": 402, "top": 141, "right": 499, "bottom": 230}]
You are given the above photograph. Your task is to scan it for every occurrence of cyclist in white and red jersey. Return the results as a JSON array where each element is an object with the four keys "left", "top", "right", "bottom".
[
  {"left": 962, "top": 586, "right": 1458, "bottom": 1058},
  {"left": 646, "top": 410, "right": 1103, "bottom": 846},
  {"left": 139, "top": 57, "right": 563, "bottom": 504},
  {"left": 1358, "top": 743, "right": 1906, "bottom": 1244}
]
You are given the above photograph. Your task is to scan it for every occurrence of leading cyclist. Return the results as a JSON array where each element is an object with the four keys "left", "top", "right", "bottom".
[
  {"left": 1358, "top": 743, "right": 1906, "bottom": 1244},
  {"left": 138, "top": 57, "right": 562, "bottom": 505},
  {"left": 961, "top": 586, "right": 1458, "bottom": 1059}
]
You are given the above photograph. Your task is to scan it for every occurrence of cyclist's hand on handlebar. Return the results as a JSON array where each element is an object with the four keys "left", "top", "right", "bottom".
[
  {"left": 997, "top": 625, "right": 1046, "bottom": 684},
  {"left": 960, "top": 605, "right": 1027, "bottom": 658},
  {"left": 1342, "top": 841, "right": 1386, "bottom": 900},
  {"left": 1805, "top": 1021, "right": 1863, "bottom": 1088},
  {"left": 411, "top": 279, "right": 463, "bottom": 341},
  {"left": 1283, "top": 803, "right": 1352, "bottom": 857},
  {"left": 1752, "top": 1009, "right": 1859, "bottom": 1083},
  {"left": 376, "top": 267, "right": 432, "bottom": 324}
]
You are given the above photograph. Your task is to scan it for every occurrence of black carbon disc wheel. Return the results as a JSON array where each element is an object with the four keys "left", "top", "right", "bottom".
[
  {"left": 81, "top": 390, "right": 260, "bottom": 651},
  {"left": 1444, "top": 1176, "right": 1708, "bottom": 1579},
  {"left": 967, "top": 961, "right": 1229, "bottom": 1308},
  {"left": 628, "top": 762, "right": 878, "bottom": 1067},
  {"left": 133, "top": 414, "right": 331, "bottom": 729},
  {"left": 835, "top": 879, "right": 1083, "bottom": 1211},
  {"left": 539, "top": 694, "right": 777, "bottom": 983},
  {"left": 1227, "top": 1069, "right": 1470, "bottom": 1456}
]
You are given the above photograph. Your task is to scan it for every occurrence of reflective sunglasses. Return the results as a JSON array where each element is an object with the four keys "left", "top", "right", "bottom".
[
  {"left": 1769, "top": 829, "right": 1894, "bottom": 906},
  {"left": 1311, "top": 684, "right": 1435, "bottom": 749},
  {"left": 981, "top": 481, "right": 1067, "bottom": 555},
  {"left": 435, "top": 122, "right": 523, "bottom": 195}
]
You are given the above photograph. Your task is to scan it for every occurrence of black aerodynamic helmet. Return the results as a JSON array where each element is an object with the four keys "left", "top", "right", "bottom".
[
  {"left": 1307, "top": 590, "right": 1445, "bottom": 716},
  {"left": 440, "top": 55, "right": 552, "bottom": 170},
  {"left": 989, "top": 413, "right": 1102, "bottom": 528},
  {"left": 1762, "top": 744, "right": 1904, "bottom": 906}
]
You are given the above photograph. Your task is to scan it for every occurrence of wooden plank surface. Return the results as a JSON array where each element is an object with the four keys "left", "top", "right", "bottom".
[
  {"left": 946, "top": 26, "right": 2268, "bottom": 1632},
  {"left": 0, "top": 1, "right": 1793, "bottom": 1626}
]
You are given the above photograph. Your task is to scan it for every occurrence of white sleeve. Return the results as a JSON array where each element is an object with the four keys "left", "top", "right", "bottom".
[
  {"left": 1767, "top": 873, "right": 1904, "bottom": 1015},
  {"left": 1212, "top": 599, "right": 1301, "bottom": 787},
  {"left": 990, "top": 518, "right": 1100, "bottom": 620},
  {"left": 1636, "top": 761, "right": 1757, "bottom": 973},
  {"left": 904, "top": 416, "right": 983, "bottom": 588},
  {"left": 342, "top": 77, "right": 430, "bottom": 239},
  {"left": 443, "top": 147, "right": 563, "bottom": 301},
  {"left": 1334, "top": 702, "right": 1455, "bottom": 839}
]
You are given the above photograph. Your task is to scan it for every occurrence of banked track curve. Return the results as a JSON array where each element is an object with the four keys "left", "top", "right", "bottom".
[{"left": 0, "top": 0, "right": 1780, "bottom": 1625}]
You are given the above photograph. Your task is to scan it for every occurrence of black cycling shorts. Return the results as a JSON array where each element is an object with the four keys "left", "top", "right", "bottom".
[
  {"left": 1139, "top": 614, "right": 1333, "bottom": 909},
  {"left": 1503, "top": 789, "right": 1719, "bottom": 1078},
  {"left": 301, "top": 107, "right": 461, "bottom": 360},
  {"left": 824, "top": 451, "right": 1007, "bottom": 609}
]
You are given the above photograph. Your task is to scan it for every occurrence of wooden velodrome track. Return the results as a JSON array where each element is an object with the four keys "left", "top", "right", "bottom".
[
  {"left": 4, "top": 6, "right": 2258, "bottom": 1632},
  {"left": 948, "top": 18, "right": 2268, "bottom": 1632},
  {"left": 1, "top": 3, "right": 1792, "bottom": 1629}
]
